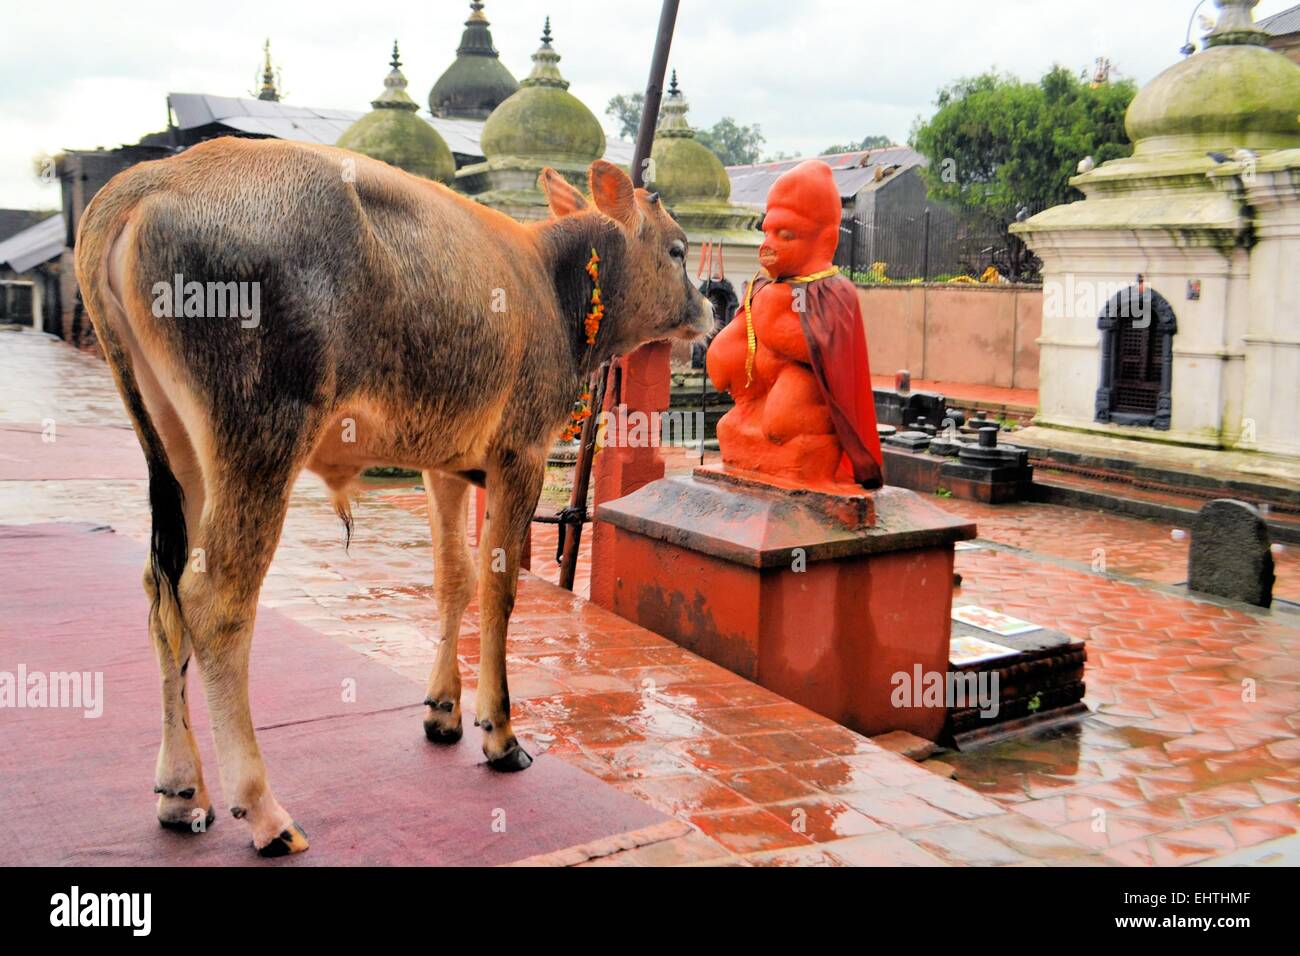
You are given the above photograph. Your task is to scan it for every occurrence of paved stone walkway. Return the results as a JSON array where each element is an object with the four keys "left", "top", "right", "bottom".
[{"left": 2, "top": 327, "right": 1296, "bottom": 865}]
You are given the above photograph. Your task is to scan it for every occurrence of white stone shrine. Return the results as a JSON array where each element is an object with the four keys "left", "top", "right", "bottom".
[{"left": 1016, "top": 0, "right": 1300, "bottom": 459}]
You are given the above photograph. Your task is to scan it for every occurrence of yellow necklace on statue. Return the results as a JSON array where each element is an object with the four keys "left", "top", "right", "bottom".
[{"left": 743, "top": 265, "right": 840, "bottom": 387}]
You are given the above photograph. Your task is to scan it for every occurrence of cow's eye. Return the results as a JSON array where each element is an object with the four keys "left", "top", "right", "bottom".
[{"left": 669, "top": 240, "right": 686, "bottom": 261}]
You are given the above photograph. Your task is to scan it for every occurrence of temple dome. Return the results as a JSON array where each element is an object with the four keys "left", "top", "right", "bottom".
[
  {"left": 429, "top": 2, "right": 519, "bottom": 120},
  {"left": 1126, "top": 1, "right": 1300, "bottom": 154},
  {"left": 650, "top": 72, "right": 732, "bottom": 205},
  {"left": 338, "top": 42, "right": 455, "bottom": 183},
  {"left": 479, "top": 19, "right": 605, "bottom": 165}
]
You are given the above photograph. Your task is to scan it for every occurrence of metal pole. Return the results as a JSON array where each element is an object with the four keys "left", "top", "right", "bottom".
[
  {"left": 555, "top": 0, "right": 679, "bottom": 590},
  {"left": 630, "top": 0, "right": 681, "bottom": 188},
  {"left": 922, "top": 208, "right": 931, "bottom": 281},
  {"left": 849, "top": 218, "right": 859, "bottom": 277},
  {"left": 557, "top": 361, "right": 609, "bottom": 591}
]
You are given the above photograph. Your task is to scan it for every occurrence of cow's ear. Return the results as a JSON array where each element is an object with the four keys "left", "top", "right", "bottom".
[
  {"left": 539, "top": 167, "right": 587, "bottom": 218},
  {"left": 588, "top": 160, "right": 639, "bottom": 230}
]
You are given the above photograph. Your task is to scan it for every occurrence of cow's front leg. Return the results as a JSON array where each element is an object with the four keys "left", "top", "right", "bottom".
[{"left": 476, "top": 450, "right": 545, "bottom": 771}]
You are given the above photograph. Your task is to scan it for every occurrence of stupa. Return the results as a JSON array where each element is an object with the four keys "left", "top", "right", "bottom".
[
  {"left": 456, "top": 19, "right": 606, "bottom": 220},
  {"left": 337, "top": 42, "right": 456, "bottom": 184},
  {"left": 649, "top": 72, "right": 761, "bottom": 247},
  {"left": 429, "top": 2, "right": 519, "bottom": 120}
]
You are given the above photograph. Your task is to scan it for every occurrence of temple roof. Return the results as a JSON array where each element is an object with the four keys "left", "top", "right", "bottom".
[
  {"left": 429, "top": 2, "right": 519, "bottom": 120},
  {"left": 650, "top": 72, "right": 733, "bottom": 205},
  {"left": 1126, "top": 0, "right": 1300, "bottom": 154},
  {"left": 337, "top": 42, "right": 455, "bottom": 182},
  {"left": 479, "top": 19, "right": 605, "bottom": 165}
]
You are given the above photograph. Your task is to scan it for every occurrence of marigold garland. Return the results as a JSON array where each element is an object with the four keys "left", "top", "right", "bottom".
[
  {"left": 561, "top": 248, "right": 604, "bottom": 442},
  {"left": 583, "top": 248, "right": 604, "bottom": 344}
]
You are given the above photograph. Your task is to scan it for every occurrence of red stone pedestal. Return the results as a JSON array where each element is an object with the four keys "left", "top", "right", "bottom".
[{"left": 594, "top": 466, "right": 976, "bottom": 741}]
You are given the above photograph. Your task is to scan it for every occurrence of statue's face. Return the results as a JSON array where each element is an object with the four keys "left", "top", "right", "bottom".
[
  {"left": 758, "top": 161, "right": 842, "bottom": 278},
  {"left": 759, "top": 208, "right": 829, "bottom": 278}
]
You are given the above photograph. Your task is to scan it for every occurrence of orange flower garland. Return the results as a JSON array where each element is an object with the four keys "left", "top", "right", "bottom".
[
  {"left": 561, "top": 248, "right": 604, "bottom": 443},
  {"left": 584, "top": 247, "right": 604, "bottom": 344}
]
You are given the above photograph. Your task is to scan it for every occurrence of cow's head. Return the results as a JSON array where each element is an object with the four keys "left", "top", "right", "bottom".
[{"left": 540, "top": 161, "right": 712, "bottom": 356}]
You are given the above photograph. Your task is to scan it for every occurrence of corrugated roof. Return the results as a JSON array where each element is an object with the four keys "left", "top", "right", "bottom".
[
  {"left": 0, "top": 209, "right": 53, "bottom": 244},
  {"left": 1260, "top": 3, "right": 1300, "bottom": 34},
  {"left": 726, "top": 147, "right": 927, "bottom": 210},
  {"left": 0, "top": 214, "right": 64, "bottom": 272},
  {"left": 166, "top": 92, "right": 634, "bottom": 165}
]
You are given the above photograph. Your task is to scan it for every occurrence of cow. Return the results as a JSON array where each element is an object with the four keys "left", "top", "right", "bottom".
[{"left": 74, "top": 136, "right": 711, "bottom": 856}]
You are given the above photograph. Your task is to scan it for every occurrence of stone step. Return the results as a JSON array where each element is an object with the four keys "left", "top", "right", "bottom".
[{"left": 1032, "top": 471, "right": 1300, "bottom": 545}]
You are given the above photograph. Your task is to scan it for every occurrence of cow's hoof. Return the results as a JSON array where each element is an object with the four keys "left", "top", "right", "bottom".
[
  {"left": 486, "top": 740, "right": 534, "bottom": 773},
  {"left": 255, "top": 822, "right": 310, "bottom": 858},
  {"left": 156, "top": 788, "right": 213, "bottom": 833},
  {"left": 424, "top": 718, "right": 463, "bottom": 744},
  {"left": 158, "top": 806, "right": 215, "bottom": 833}
]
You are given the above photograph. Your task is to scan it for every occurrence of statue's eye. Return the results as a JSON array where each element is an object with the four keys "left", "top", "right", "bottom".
[{"left": 669, "top": 240, "right": 686, "bottom": 261}]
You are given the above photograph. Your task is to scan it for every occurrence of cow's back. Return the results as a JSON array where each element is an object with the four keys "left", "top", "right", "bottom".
[{"left": 98, "top": 137, "right": 558, "bottom": 450}]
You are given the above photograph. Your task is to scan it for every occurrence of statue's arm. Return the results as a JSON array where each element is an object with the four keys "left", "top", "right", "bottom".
[
  {"left": 706, "top": 316, "right": 742, "bottom": 392},
  {"left": 763, "top": 305, "right": 812, "bottom": 364}
]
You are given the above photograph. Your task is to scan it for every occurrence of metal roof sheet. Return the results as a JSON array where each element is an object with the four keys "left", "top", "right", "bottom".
[
  {"left": 1260, "top": 4, "right": 1300, "bottom": 34},
  {"left": 726, "top": 147, "right": 927, "bottom": 210},
  {"left": 0, "top": 214, "right": 64, "bottom": 272},
  {"left": 167, "top": 92, "right": 634, "bottom": 163}
]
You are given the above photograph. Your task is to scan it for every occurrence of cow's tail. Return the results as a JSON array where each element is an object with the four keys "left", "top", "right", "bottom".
[{"left": 75, "top": 172, "right": 189, "bottom": 663}]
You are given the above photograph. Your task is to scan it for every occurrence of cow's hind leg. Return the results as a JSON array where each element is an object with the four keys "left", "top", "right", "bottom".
[
  {"left": 422, "top": 472, "right": 476, "bottom": 743},
  {"left": 476, "top": 450, "right": 545, "bottom": 771},
  {"left": 184, "top": 468, "right": 308, "bottom": 856},
  {"left": 147, "top": 564, "right": 213, "bottom": 831}
]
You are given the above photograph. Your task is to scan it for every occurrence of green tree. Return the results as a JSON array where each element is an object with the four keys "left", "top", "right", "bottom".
[
  {"left": 606, "top": 90, "right": 765, "bottom": 166},
  {"left": 910, "top": 65, "right": 1135, "bottom": 222},
  {"left": 605, "top": 92, "right": 646, "bottom": 140},
  {"left": 695, "top": 118, "right": 765, "bottom": 166},
  {"left": 822, "top": 134, "right": 894, "bottom": 154}
]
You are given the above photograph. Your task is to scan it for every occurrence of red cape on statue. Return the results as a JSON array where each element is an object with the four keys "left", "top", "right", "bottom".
[{"left": 750, "top": 273, "right": 885, "bottom": 489}]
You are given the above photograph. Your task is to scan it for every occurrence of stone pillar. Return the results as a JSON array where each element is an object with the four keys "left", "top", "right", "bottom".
[{"left": 589, "top": 341, "right": 671, "bottom": 608}]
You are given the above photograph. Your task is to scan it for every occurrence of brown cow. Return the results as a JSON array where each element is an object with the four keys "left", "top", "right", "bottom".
[{"left": 74, "top": 136, "right": 710, "bottom": 856}]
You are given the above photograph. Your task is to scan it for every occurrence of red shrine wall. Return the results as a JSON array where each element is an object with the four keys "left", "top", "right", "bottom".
[{"left": 856, "top": 283, "right": 1042, "bottom": 391}]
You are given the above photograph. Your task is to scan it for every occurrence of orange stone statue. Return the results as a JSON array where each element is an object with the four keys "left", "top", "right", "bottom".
[{"left": 707, "top": 160, "right": 884, "bottom": 491}]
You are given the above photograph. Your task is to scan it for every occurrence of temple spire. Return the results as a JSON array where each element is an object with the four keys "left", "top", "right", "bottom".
[
  {"left": 1204, "top": 0, "right": 1269, "bottom": 48},
  {"left": 522, "top": 17, "right": 568, "bottom": 90},
  {"left": 254, "top": 38, "right": 282, "bottom": 102},
  {"left": 657, "top": 68, "right": 693, "bottom": 137},
  {"left": 371, "top": 40, "right": 418, "bottom": 111}
]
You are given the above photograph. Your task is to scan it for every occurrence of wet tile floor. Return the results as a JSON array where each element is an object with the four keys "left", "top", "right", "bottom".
[{"left": 2, "top": 327, "right": 1297, "bottom": 865}]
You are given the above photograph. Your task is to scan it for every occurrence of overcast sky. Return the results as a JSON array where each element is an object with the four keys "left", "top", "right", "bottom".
[{"left": 2, "top": 0, "right": 1294, "bottom": 209}]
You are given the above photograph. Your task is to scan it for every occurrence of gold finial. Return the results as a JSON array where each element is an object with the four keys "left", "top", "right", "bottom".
[{"left": 254, "top": 38, "right": 282, "bottom": 101}]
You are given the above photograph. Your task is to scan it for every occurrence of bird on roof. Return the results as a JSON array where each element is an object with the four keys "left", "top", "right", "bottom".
[{"left": 1077, "top": 155, "right": 1095, "bottom": 174}]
